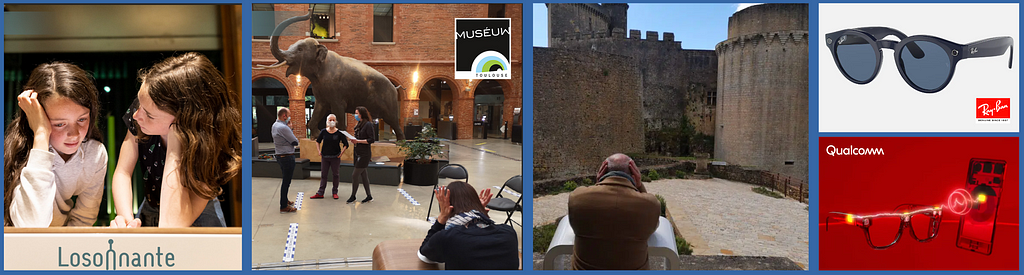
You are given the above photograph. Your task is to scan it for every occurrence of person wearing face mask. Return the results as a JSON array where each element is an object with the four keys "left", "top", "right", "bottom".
[
  {"left": 346, "top": 106, "right": 375, "bottom": 203},
  {"left": 566, "top": 153, "right": 660, "bottom": 270},
  {"left": 310, "top": 114, "right": 349, "bottom": 200},
  {"left": 272, "top": 107, "right": 301, "bottom": 213}
]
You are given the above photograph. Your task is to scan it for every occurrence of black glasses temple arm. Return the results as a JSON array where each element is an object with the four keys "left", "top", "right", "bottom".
[{"left": 963, "top": 36, "right": 1014, "bottom": 68}]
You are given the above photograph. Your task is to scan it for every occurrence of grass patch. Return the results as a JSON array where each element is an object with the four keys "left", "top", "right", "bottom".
[
  {"left": 752, "top": 186, "right": 784, "bottom": 199},
  {"left": 563, "top": 180, "right": 578, "bottom": 192},
  {"left": 533, "top": 223, "right": 559, "bottom": 253},
  {"left": 674, "top": 169, "right": 688, "bottom": 178},
  {"left": 676, "top": 236, "right": 694, "bottom": 255},
  {"left": 581, "top": 178, "right": 594, "bottom": 186},
  {"left": 647, "top": 170, "right": 662, "bottom": 181},
  {"left": 656, "top": 194, "right": 667, "bottom": 217}
]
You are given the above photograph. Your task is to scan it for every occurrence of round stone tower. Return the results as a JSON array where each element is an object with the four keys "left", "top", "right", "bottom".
[{"left": 714, "top": 4, "right": 809, "bottom": 180}]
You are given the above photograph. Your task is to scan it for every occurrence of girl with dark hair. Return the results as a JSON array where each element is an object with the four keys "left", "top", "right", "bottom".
[
  {"left": 346, "top": 106, "right": 375, "bottom": 203},
  {"left": 4, "top": 62, "right": 107, "bottom": 227},
  {"left": 111, "top": 52, "right": 241, "bottom": 228},
  {"left": 418, "top": 181, "right": 520, "bottom": 269}
]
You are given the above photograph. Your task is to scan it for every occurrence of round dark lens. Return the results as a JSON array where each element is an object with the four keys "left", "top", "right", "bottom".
[
  {"left": 836, "top": 35, "right": 877, "bottom": 82},
  {"left": 900, "top": 41, "right": 951, "bottom": 91}
]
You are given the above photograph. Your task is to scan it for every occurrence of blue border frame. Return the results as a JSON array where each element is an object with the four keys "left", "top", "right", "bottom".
[{"left": 2, "top": 1, "right": 1022, "bottom": 274}]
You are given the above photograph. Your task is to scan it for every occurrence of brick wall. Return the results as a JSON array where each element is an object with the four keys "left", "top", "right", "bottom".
[
  {"left": 533, "top": 47, "right": 644, "bottom": 180},
  {"left": 253, "top": 4, "right": 522, "bottom": 140}
]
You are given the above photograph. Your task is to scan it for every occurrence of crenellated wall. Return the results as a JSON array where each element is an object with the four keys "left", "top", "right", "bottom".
[
  {"left": 548, "top": 17, "right": 718, "bottom": 156},
  {"left": 537, "top": 3, "right": 808, "bottom": 181}
]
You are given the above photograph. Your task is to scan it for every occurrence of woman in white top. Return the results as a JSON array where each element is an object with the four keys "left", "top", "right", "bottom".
[{"left": 3, "top": 62, "right": 107, "bottom": 227}]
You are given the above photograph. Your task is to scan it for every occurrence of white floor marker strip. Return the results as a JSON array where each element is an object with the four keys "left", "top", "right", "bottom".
[
  {"left": 493, "top": 186, "right": 521, "bottom": 198},
  {"left": 283, "top": 223, "right": 299, "bottom": 262},
  {"left": 397, "top": 188, "right": 420, "bottom": 206},
  {"left": 295, "top": 192, "right": 304, "bottom": 210}
]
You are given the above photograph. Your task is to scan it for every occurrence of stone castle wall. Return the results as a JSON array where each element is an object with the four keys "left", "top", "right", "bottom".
[
  {"left": 714, "top": 4, "right": 809, "bottom": 181},
  {"left": 536, "top": 3, "right": 808, "bottom": 181},
  {"left": 533, "top": 47, "right": 644, "bottom": 179}
]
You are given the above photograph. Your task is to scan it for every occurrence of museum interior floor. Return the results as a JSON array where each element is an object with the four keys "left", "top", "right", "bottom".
[{"left": 250, "top": 138, "right": 524, "bottom": 270}]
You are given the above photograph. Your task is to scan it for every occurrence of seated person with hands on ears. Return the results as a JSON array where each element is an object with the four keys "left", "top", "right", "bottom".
[{"left": 418, "top": 181, "right": 520, "bottom": 270}]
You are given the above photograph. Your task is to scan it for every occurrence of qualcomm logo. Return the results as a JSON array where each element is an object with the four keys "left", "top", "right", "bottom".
[{"left": 825, "top": 145, "right": 885, "bottom": 156}]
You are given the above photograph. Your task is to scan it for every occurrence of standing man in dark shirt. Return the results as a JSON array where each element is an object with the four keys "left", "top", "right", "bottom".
[
  {"left": 567, "top": 153, "right": 660, "bottom": 270},
  {"left": 273, "top": 108, "right": 300, "bottom": 213}
]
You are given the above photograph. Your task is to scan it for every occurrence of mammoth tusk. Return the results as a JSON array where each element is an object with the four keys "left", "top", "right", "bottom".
[
  {"left": 263, "top": 61, "right": 288, "bottom": 69},
  {"left": 252, "top": 61, "right": 288, "bottom": 70}
]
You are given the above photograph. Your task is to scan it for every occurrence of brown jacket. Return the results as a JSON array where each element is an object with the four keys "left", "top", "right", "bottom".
[{"left": 567, "top": 175, "right": 661, "bottom": 270}]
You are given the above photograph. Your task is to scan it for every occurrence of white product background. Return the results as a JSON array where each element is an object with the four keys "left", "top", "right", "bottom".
[{"left": 819, "top": 4, "right": 1019, "bottom": 132}]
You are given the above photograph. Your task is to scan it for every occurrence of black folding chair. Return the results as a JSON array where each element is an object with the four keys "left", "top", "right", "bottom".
[
  {"left": 426, "top": 164, "right": 468, "bottom": 221},
  {"left": 487, "top": 175, "right": 523, "bottom": 226}
]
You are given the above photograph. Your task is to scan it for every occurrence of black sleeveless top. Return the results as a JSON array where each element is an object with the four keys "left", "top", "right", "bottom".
[
  {"left": 124, "top": 99, "right": 166, "bottom": 207},
  {"left": 139, "top": 136, "right": 166, "bottom": 207}
]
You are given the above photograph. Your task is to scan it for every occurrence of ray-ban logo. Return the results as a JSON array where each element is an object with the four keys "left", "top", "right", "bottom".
[
  {"left": 971, "top": 47, "right": 978, "bottom": 54},
  {"left": 976, "top": 98, "right": 1010, "bottom": 118}
]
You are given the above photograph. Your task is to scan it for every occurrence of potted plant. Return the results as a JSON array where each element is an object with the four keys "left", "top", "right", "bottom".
[{"left": 397, "top": 124, "right": 443, "bottom": 186}]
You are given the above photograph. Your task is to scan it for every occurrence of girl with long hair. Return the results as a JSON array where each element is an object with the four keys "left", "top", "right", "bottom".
[
  {"left": 418, "top": 181, "right": 519, "bottom": 269},
  {"left": 111, "top": 52, "right": 241, "bottom": 228},
  {"left": 346, "top": 106, "right": 375, "bottom": 203},
  {"left": 4, "top": 62, "right": 107, "bottom": 227}
]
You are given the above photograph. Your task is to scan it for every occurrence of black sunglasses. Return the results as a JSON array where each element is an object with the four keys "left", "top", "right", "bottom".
[{"left": 825, "top": 27, "right": 1013, "bottom": 93}]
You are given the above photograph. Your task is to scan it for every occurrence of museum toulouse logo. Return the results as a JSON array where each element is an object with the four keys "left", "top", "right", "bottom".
[
  {"left": 455, "top": 18, "right": 511, "bottom": 79},
  {"left": 976, "top": 98, "right": 1010, "bottom": 123}
]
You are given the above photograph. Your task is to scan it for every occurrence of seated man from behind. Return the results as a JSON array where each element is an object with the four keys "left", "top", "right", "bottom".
[{"left": 567, "top": 153, "right": 660, "bottom": 270}]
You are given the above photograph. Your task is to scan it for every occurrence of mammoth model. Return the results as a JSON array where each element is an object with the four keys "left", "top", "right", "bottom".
[{"left": 255, "top": 10, "right": 406, "bottom": 140}]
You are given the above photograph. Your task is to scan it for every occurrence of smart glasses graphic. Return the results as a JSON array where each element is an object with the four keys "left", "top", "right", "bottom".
[
  {"left": 824, "top": 158, "right": 1008, "bottom": 254},
  {"left": 826, "top": 204, "right": 943, "bottom": 249},
  {"left": 825, "top": 27, "right": 1013, "bottom": 93}
]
